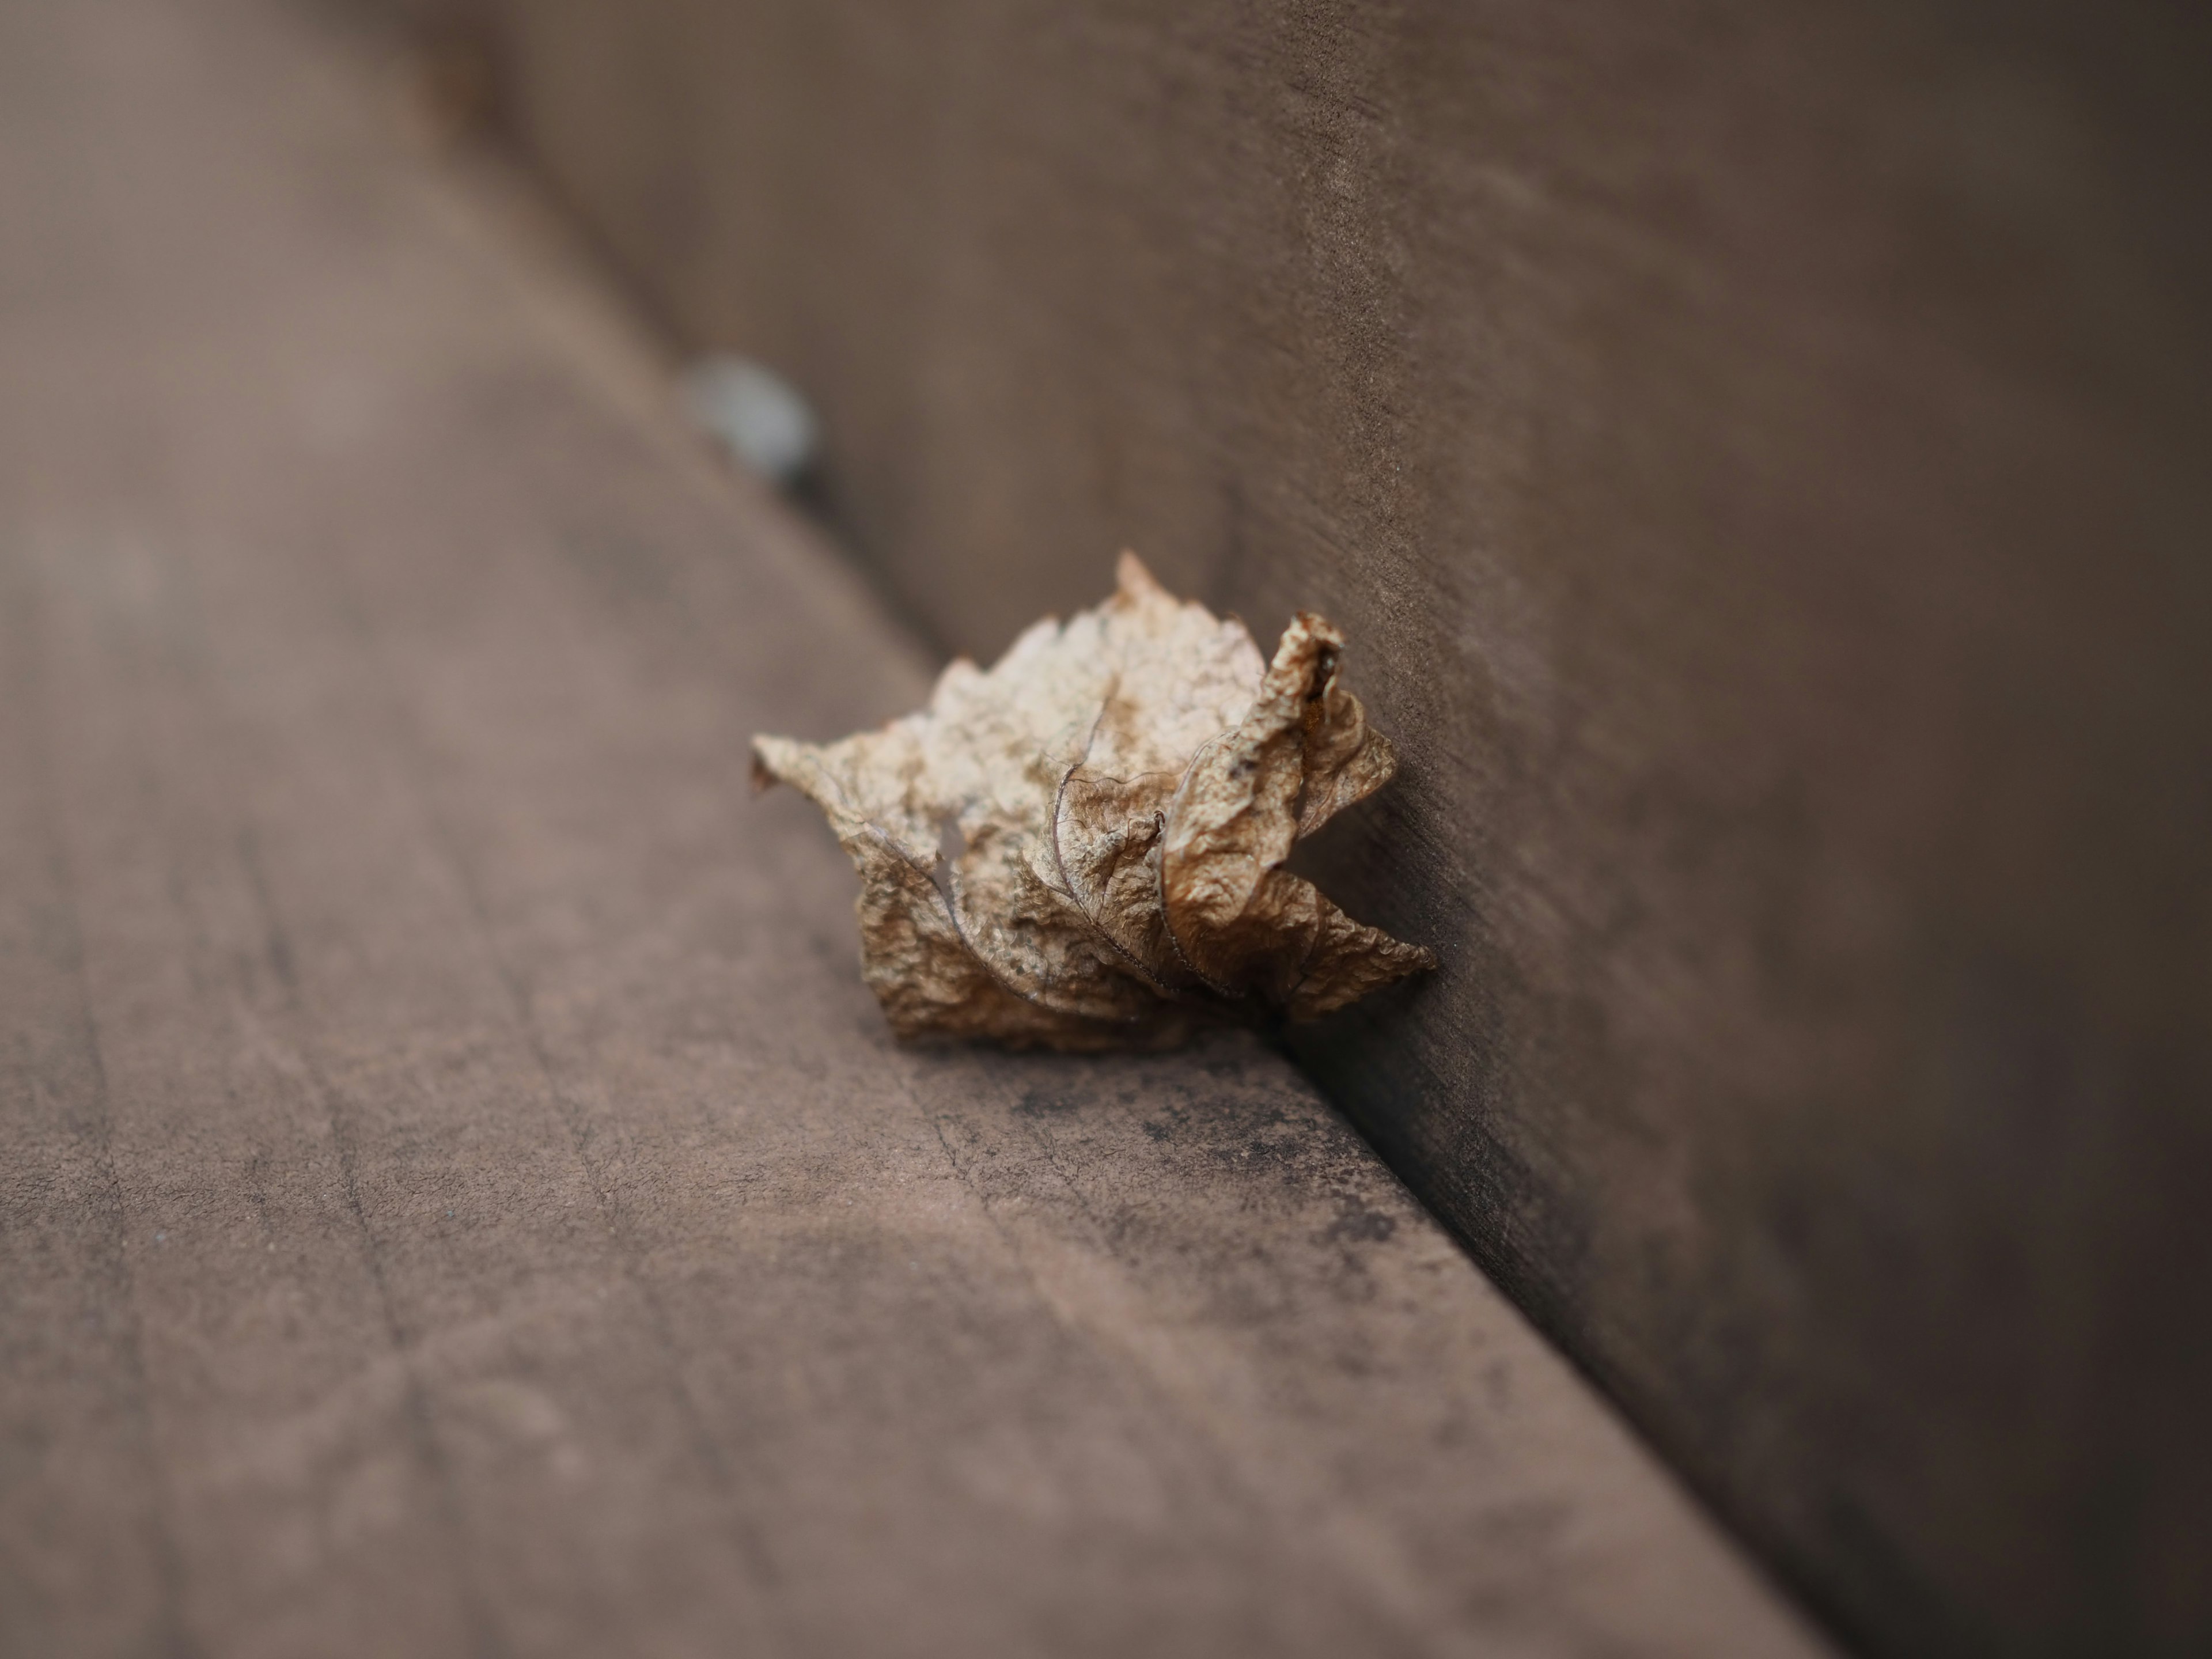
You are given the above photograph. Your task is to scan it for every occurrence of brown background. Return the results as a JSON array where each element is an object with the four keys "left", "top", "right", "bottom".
[{"left": 412, "top": 2, "right": 2209, "bottom": 1654}]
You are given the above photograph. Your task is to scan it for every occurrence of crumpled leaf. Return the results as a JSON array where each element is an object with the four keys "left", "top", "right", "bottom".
[{"left": 753, "top": 554, "right": 1435, "bottom": 1048}]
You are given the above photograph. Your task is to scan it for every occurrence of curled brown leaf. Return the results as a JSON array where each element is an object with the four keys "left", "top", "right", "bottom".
[{"left": 753, "top": 554, "right": 1435, "bottom": 1048}]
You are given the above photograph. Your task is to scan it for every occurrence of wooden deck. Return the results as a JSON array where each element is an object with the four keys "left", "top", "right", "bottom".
[{"left": 0, "top": 2, "right": 1830, "bottom": 1654}]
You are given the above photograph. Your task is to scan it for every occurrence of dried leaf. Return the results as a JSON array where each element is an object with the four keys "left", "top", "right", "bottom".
[{"left": 753, "top": 554, "right": 1435, "bottom": 1048}]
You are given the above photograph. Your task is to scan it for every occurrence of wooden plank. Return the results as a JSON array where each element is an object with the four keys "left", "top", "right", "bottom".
[{"left": 0, "top": 1, "right": 1829, "bottom": 1656}]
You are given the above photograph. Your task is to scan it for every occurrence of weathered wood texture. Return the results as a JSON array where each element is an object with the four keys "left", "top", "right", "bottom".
[
  {"left": 411, "top": 1, "right": 2212, "bottom": 1655},
  {"left": 0, "top": 2, "right": 1836, "bottom": 1655}
]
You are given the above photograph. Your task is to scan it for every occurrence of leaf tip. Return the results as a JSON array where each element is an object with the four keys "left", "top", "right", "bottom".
[
  {"left": 1114, "top": 549, "right": 1169, "bottom": 605},
  {"left": 750, "top": 734, "right": 792, "bottom": 792}
]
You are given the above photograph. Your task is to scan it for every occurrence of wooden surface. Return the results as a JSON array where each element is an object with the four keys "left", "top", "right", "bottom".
[
  {"left": 0, "top": 2, "right": 1835, "bottom": 1655},
  {"left": 447, "top": 2, "right": 2212, "bottom": 1656}
]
